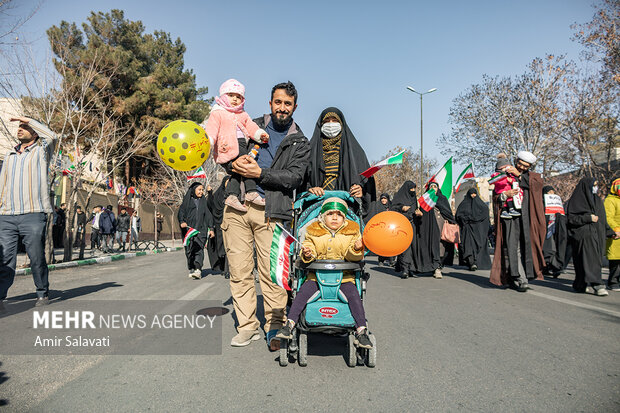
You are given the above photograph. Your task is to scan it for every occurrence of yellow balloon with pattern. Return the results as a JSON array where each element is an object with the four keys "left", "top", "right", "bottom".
[{"left": 157, "top": 120, "right": 211, "bottom": 171}]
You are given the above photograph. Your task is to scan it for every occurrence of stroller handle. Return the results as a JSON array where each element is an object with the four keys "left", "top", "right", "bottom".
[{"left": 297, "top": 259, "right": 364, "bottom": 271}]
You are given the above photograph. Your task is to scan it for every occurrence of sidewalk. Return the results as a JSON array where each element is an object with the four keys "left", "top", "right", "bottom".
[{"left": 15, "top": 240, "right": 183, "bottom": 276}]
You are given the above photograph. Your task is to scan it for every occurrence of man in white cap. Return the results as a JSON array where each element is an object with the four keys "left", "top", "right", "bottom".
[{"left": 490, "top": 150, "right": 546, "bottom": 292}]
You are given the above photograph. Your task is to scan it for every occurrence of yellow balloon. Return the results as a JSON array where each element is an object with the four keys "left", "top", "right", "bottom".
[{"left": 157, "top": 120, "right": 211, "bottom": 171}]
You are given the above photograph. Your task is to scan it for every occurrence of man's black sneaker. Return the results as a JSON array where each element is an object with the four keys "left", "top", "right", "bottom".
[
  {"left": 354, "top": 330, "right": 373, "bottom": 349},
  {"left": 35, "top": 296, "right": 50, "bottom": 307},
  {"left": 276, "top": 321, "right": 293, "bottom": 340}
]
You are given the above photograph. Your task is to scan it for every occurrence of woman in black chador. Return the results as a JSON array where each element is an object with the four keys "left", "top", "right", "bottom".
[
  {"left": 542, "top": 185, "right": 567, "bottom": 277},
  {"left": 455, "top": 188, "right": 492, "bottom": 271},
  {"left": 566, "top": 178, "right": 613, "bottom": 296},
  {"left": 414, "top": 182, "right": 456, "bottom": 279},
  {"left": 391, "top": 181, "right": 418, "bottom": 278},
  {"left": 178, "top": 182, "right": 214, "bottom": 279},
  {"left": 206, "top": 177, "right": 229, "bottom": 278},
  {"left": 303, "top": 107, "right": 376, "bottom": 217}
]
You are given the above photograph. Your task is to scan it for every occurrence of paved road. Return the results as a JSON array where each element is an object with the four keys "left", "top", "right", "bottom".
[{"left": 1, "top": 251, "right": 618, "bottom": 412}]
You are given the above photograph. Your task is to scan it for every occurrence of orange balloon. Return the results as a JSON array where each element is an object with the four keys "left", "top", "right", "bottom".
[{"left": 363, "top": 211, "right": 413, "bottom": 257}]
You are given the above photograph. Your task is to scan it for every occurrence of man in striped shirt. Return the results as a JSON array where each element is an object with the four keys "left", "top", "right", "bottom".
[{"left": 0, "top": 116, "right": 57, "bottom": 307}]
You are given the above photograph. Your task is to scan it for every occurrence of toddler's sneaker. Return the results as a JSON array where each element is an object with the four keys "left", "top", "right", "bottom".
[
  {"left": 354, "top": 328, "right": 373, "bottom": 349},
  {"left": 225, "top": 195, "right": 248, "bottom": 212},
  {"left": 500, "top": 211, "right": 512, "bottom": 219},
  {"left": 509, "top": 208, "right": 521, "bottom": 217},
  {"left": 276, "top": 320, "right": 294, "bottom": 340}
]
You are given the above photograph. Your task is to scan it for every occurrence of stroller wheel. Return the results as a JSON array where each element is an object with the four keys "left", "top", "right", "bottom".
[
  {"left": 346, "top": 334, "right": 356, "bottom": 368},
  {"left": 298, "top": 331, "right": 308, "bottom": 367},
  {"left": 366, "top": 333, "right": 377, "bottom": 368},
  {"left": 279, "top": 339, "right": 288, "bottom": 367}
]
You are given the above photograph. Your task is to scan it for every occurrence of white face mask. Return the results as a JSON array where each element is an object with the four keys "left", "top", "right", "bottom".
[
  {"left": 321, "top": 122, "right": 342, "bottom": 138},
  {"left": 592, "top": 185, "right": 598, "bottom": 194}
]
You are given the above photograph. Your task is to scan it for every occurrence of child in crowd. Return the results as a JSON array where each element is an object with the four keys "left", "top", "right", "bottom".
[
  {"left": 276, "top": 197, "right": 372, "bottom": 349},
  {"left": 203, "top": 79, "right": 269, "bottom": 212},
  {"left": 491, "top": 153, "right": 521, "bottom": 219}
]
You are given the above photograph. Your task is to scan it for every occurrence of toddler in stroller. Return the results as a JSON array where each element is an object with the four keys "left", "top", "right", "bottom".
[{"left": 276, "top": 197, "right": 372, "bottom": 349}]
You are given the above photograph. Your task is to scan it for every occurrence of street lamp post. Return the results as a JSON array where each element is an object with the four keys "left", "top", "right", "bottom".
[{"left": 406, "top": 86, "right": 437, "bottom": 186}]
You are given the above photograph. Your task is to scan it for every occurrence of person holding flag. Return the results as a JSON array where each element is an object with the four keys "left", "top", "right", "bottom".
[
  {"left": 178, "top": 182, "right": 214, "bottom": 280},
  {"left": 302, "top": 107, "right": 376, "bottom": 218},
  {"left": 415, "top": 181, "right": 456, "bottom": 279},
  {"left": 391, "top": 181, "right": 420, "bottom": 278}
]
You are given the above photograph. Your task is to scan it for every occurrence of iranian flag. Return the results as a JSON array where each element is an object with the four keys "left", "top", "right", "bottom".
[
  {"left": 269, "top": 223, "right": 296, "bottom": 291},
  {"left": 418, "top": 188, "right": 438, "bottom": 212},
  {"left": 187, "top": 167, "right": 207, "bottom": 180},
  {"left": 183, "top": 227, "right": 199, "bottom": 247},
  {"left": 489, "top": 172, "right": 507, "bottom": 185},
  {"left": 427, "top": 157, "right": 453, "bottom": 198},
  {"left": 360, "top": 150, "right": 405, "bottom": 178},
  {"left": 454, "top": 163, "right": 475, "bottom": 193}
]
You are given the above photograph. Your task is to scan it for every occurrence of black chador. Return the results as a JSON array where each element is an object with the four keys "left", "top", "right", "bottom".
[
  {"left": 206, "top": 177, "right": 229, "bottom": 273},
  {"left": 566, "top": 178, "right": 613, "bottom": 292},
  {"left": 413, "top": 184, "right": 456, "bottom": 274},
  {"left": 178, "top": 182, "right": 213, "bottom": 274},
  {"left": 391, "top": 181, "right": 418, "bottom": 278},
  {"left": 304, "top": 107, "right": 376, "bottom": 216},
  {"left": 455, "top": 188, "right": 492, "bottom": 270}
]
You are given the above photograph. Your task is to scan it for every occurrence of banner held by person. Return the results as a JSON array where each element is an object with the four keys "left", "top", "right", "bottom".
[{"left": 544, "top": 194, "right": 565, "bottom": 215}]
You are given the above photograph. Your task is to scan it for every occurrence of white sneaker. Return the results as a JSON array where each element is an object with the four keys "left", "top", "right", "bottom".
[
  {"left": 188, "top": 272, "right": 194, "bottom": 279},
  {"left": 191, "top": 269, "right": 201, "bottom": 280},
  {"left": 433, "top": 269, "right": 443, "bottom": 279},
  {"left": 595, "top": 287, "right": 609, "bottom": 297},
  {"left": 585, "top": 286, "right": 595, "bottom": 294},
  {"left": 230, "top": 330, "right": 260, "bottom": 347}
]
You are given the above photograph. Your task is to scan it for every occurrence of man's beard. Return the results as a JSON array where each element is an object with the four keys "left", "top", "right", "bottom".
[{"left": 272, "top": 111, "right": 292, "bottom": 130}]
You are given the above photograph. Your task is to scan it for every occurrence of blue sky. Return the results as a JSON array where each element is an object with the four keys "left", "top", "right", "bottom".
[{"left": 13, "top": 0, "right": 597, "bottom": 174}]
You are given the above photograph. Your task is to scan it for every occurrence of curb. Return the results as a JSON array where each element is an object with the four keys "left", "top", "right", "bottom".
[{"left": 16, "top": 247, "right": 184, "bottom": 276}]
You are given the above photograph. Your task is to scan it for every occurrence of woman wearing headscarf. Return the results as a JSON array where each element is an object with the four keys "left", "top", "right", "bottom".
[
  {"left": 414, "top": 182, "right": 456, "bottom": 279},
  {"left": 542, "top": 185, "right": 568, "bottom": 278},
  {"left": 604, "top": 178, "right": 620, "bottom": 291},
  {"left": 391, "top": 181, "right": 418, "bottom": 278},
  {"left": 303, "top": 107, "right": 376, "bottom": 217},
  {"left": 367, "top": 193, "right": 395, "bottom": 266},
  {"left": 455, "top": 188, "right": 492, "bottom": 271},
  {"left": 178, "top": 182, "right": 214, "bottom": 279},
  {"left": 206, "top": 177, "right": 230, "bottom": 278},
  {"left": 566, "top": 177, "right": 613, "bottom": 296}
]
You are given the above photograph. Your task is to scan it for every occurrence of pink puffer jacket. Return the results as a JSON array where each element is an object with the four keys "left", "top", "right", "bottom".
[{"left": 203, "top": 107, "right": 265, "bottom": 164}]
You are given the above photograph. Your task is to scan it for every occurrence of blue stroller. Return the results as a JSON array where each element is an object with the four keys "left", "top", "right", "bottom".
[{"left": 279, "top": 190, "right": 377, "bottom": 368}]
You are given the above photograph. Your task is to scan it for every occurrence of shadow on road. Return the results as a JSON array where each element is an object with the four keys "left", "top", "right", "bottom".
[
  {"left": 0, "top": 361, "right": 8, "bottom": 407},
  {"left": 444, "top": 269, "right": 498, "bottom": 289},
  {"left": 1, "top": 282, "right": 123, "bottom": 318}
]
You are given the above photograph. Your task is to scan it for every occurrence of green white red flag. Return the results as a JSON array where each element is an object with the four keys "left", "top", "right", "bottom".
[
  {"left": 427, "top": 157, "right": 453, "bottom": 198},
  {"left": 269, "top": 223, "right": 296, "bottom": 291},
  {"left": 187, "top": 167, "right": 206, "bottom": 180},
  {"left": 183, "top": 227, "right": 199, "bottom": 246},
  {"left": 418, "top": 188, "right": 438, "bottom": 212},
  {"left": 454, "top": 163, "right": 475, "bottom": 193},
  {"left": 489, "top": 172, "right": 507, "bottom": 185},
  {"left": 360, "top": 150, "right": 405, "bottom": 178}
]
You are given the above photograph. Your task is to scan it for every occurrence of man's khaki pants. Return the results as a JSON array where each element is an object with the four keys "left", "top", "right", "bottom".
[{"left": 221, "top": 203, "right": 287, "bottom": 333}]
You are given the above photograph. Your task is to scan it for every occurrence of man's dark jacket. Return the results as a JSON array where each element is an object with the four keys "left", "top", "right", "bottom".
[
  {"left": 253, "top": 115, "right": 310, "bottom": 222},
  {"left": 116, "top": 212, "right": 131, "bottom": 232}
]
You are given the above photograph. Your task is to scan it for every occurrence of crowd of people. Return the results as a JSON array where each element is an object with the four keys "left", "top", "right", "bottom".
[{"left": 1, "top": 83, "right": 618, "bottom": 357}]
